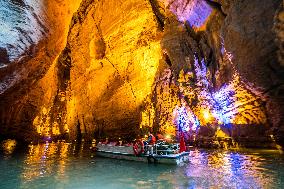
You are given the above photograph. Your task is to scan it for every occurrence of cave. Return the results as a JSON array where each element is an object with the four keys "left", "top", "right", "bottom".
[
  {"left": 0, "top": 0, "right": 283, "bottom": 147},
  {"left": 0, "top": 0, "right": 284, "bottom": 188}
]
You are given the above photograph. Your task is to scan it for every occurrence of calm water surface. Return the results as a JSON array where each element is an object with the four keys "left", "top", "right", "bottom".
[{"left": 0, "top": 141, "right": 283, "bottom": 189}]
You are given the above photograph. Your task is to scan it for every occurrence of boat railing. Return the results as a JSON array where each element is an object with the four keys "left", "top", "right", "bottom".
[{"left": 144, "top": 143, "right": 180, "bottom": 155}]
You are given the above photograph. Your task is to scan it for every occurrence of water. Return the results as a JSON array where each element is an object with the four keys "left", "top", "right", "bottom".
[{"left": 0, "top": 140, "right": 283, "bottom": 189}]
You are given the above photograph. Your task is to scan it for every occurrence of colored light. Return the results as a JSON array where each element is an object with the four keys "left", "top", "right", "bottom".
[
  {"left": 164, "top": 0, "right": 213, "bottom": 29},
  {"left": 173, "top": 104, "right": 200, "bottom": 132},
  {"left": 203, "top": 110, "right": 210, "bottom": 122}
]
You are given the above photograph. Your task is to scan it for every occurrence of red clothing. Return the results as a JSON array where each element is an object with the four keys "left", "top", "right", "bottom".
[
  {"left": 156, "top": 133, "right": 164, "bottom": 140},
  {"left": 179, "top": 132, "right": 186, "bottom": 153},
  {"left": 147, "top": 134, "right": 156, "bottom": 145}
]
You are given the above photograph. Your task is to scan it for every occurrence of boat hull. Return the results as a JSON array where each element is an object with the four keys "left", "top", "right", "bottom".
[{"left": 95, "top": 150, "right": 190, "bottom": 165}]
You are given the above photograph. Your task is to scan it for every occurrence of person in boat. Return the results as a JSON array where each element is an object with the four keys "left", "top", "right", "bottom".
[
  {"left": 156, "top": 132, "right": 164, "bottom": 141},
  {"left": 146, "top": 131, "right": 156, "bottom": 145},
  {"left": 145, "top": 131, "right": 156, "bottom": 155},
  {"left": 102, "top": 137, "right": 109, "bottom": 144},
  {"left": 118, "top": 137, "right": 123, "bottom": 146}
]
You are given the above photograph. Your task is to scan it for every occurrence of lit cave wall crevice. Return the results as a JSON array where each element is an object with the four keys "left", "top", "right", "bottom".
[{"left": 0, "top": 0, "right": 283, "bottom": 147}]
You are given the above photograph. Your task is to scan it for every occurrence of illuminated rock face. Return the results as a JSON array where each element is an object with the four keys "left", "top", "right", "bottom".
[
  {"left": 0, "top": 0, "right": 82, "bottom": 141},
  {"left": 138, "top": 0, "right": 283, "bottom": 147},
  {"left": 0, "top": 0, "right": 283, "bottom": 147},
  {"left": 62, "top": 0, "right": 163, "bottom": 139}
]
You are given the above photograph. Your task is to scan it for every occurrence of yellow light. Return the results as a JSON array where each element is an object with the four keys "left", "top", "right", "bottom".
[
  {"left": 2, "top": 139, "right": 17, "bottom": 155},
  {"left": 165, "top": 135, "right": 171, "bottom": 139},
  {"left": 202, "top": 109, "right": 212, "bottom": 124},
  {"left": 203, "top": 110, "right": 210, "bottom": 121}
]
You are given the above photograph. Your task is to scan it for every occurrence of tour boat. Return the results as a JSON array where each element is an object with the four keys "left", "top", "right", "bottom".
[{"left": 93, "top": 142, "right": 190, "bottom": 165}]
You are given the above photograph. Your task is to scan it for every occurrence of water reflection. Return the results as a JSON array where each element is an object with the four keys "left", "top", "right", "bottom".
[
  {"left": 1, "top": 139, "right": 17, "bottom": 158},
  {"left": 0, "top": 142, "right": 283, "bottom": 188},
  {"left": 21, "top": 142, "right": 71, "bottom": 185},
  {"left": 184, "top": 150, "right": 280, "bottom": 188}
]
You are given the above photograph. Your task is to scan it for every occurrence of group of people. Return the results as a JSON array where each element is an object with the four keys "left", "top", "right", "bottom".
[
  {"left": 144, "top": 131, "right": 165, "bottom": 145},
  {"left": 143, "top": 131, "right": 168, "bottom": 155},
  {"left": 99, "top": 131, "right": 164, "bottom": 146},
  {"left": 97, "top": 131, "right": 178, "bottom": 155}
]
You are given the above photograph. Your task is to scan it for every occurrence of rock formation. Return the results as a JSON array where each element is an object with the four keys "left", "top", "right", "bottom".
[{"left": 0, "top": 0, "right": 283, "bottom": 147}]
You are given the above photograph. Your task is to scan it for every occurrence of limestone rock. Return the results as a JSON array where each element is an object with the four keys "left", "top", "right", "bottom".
[
  {"left": 0, "top": 0, "right": 283, "bottom": 148},
  {"left": 0, "top": 48, "right": 9, "bottom": 68}
]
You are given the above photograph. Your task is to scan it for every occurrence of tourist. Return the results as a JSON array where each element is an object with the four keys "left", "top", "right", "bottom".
[
  {"left": 118, "top": 137, "right": 123, "bottom": 146},
  {"left": 102, "top": 137, "right": 109, "bottom": 144},
  {"left": 146, "top": 132, "right": 156, "bottom": 155},
  {"left": 147, "top": 131, "right": 156, "bottom": 145},
  {"left": 156, "top": 132, "right": 164, "bottom": 141}
]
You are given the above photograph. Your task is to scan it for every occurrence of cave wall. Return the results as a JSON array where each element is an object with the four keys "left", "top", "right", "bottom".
[
  {"left": 0, "top": 0, "right": 82, "bottom": 141},
  {"left": 147, "top": 0, "right": 284, "bottom": 147},
  {"left": 216, "top": 0, "right": 284, "bottom": 146},
  {"left": 0, "top": 0, "right": 283, "bottom": 146}
]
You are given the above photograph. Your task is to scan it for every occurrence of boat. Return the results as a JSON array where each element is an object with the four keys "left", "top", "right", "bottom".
[{"left": 93, "top": 142, "right": 190, "bottom": 165}]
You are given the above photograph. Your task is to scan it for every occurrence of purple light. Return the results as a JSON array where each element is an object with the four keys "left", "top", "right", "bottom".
[
  {"left": 212, "top": 84, "right": 236, "bottom": 124},
  {"left": 194, "top": 55, "right": 209, "bottom": 88},
  {"left": 179, "top": 55, "right": 238, "bottom": 126},
  {"left": 167, "top": 0, "right": 213, "bottom": 28},
  {"left": 174, "top": 105, "right": 200, "bottom": 132}
]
